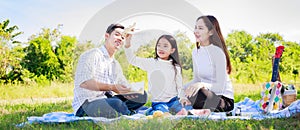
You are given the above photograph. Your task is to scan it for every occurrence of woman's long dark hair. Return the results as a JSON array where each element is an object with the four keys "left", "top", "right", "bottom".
[{"left": 196, "top": 15, "right": 232, "bottom": 74}]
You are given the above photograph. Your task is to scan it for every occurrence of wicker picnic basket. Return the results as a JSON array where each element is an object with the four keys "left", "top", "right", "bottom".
[{"left": 282, "top": 89, "right": 297, "bottom": 107}]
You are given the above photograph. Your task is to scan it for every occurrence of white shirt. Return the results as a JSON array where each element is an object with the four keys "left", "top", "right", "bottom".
[
  {"left": 185, "top": 44, "right": 234, "bottom": 99},
  {"left": 72, "top": 46, "right": 128, "bottom": 114},
  {"left": 124, "top": 47, "right": 187, "bottom": 102}
]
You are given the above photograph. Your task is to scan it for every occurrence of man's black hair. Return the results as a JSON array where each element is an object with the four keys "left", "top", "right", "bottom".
[{"left": 106, "top": 24, "right": 124, "bottom": 34}]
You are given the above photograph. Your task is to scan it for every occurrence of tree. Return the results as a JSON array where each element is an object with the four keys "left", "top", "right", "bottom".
[
  {"left": 0, "top": 19, "right": 23, "bottom": 83},
  {"left": 22, "top": 27, "right": 61, "bottom": 81},
  {"left": 226, "top": 30, "right": 300, "bottom": 84},
  {"left": 55, "top": 36, "right": 77, "bottom": 82},
  {"left": 0, "top": 19, "right": 22, "bottom": 43},
  {"left": 174, "top": 31, "right": 194, "bottom": 83}
]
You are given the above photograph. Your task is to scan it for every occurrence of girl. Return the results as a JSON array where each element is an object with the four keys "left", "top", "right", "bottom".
[
  {"left": 124, "top": 34, "right": 190, "bottom": 115},
  {"left": 184, "top": 15, "right": 234, "bottom": 112}
]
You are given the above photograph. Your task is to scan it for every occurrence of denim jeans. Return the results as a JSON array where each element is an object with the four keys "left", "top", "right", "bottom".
[
  {"left": 76, "top": 91, "right": 147, "bottom": 118},
  {"left": 145, "top": 96, "right": 192, "bottom": 115}
]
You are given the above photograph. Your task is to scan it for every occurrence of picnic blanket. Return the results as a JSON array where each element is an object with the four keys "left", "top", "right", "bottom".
[{"left": 16, "top": 98, "right": 300, "bottom": 127}]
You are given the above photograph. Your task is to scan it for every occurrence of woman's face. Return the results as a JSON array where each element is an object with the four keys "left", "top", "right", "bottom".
[
  {"left": 194, "top": 18, "right": 212, "bottom": 45},
  {"left": 156, "top": 37, "right": 175, "bottom": 60}
]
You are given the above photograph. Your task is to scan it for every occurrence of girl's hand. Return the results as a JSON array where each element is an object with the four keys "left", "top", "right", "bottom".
[
  {"left": 124, "top": 32, "right": 132, "bottom": 48},
  {"left": 185, "top": 82, "right": 204, "bottom": 98},
  {"left": 124, "top": 23, "right": 135, "bottom": 48},
  {"left": 179, "top": 99, "right": 191, "bottom": 106}
]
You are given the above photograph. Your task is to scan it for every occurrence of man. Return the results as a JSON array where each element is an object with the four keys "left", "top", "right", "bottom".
[{"left": 72, "top": 23, "right": 147, "bottom": 118}]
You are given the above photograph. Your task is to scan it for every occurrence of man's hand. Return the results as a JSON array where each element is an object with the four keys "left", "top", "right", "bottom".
[{"left": 112, "top": 84, "right": 131, "bottom": 94}]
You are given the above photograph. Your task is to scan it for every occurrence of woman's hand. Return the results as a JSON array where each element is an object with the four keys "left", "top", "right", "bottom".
[{"left": 185, "top": 82, "right": 204, "bottom": 98}]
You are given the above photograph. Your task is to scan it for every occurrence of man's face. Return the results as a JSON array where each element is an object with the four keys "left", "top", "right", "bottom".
[{"left": 105, "top": 28, "right": 125, "bottom": 53}]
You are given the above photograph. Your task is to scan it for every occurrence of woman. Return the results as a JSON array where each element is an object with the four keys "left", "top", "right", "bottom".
[{"left": 184, "top": 15, "right": 234, "bottom": 112}]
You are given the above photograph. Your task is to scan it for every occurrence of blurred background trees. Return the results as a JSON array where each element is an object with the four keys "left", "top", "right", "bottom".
[{"left": 0, "top": 19, "right": 299, "bottom": 85}]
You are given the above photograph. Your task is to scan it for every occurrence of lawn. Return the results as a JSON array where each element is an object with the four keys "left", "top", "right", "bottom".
[{"left": 1, "top": 82, "right": 299, "bottom": 129}]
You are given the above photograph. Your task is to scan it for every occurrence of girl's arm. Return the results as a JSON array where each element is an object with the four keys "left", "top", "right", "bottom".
[
  {"left": 175, "top": 66, "right": 190, "bottom": 105},
  {"left": 184, "top": 50, "right": 200, "bottom": 88},
  {"left": 124, "top": 37, "right": 154, "bottom": 71},
  {"left": 175, "top": 66, "right": 189, "bottom": 103}
]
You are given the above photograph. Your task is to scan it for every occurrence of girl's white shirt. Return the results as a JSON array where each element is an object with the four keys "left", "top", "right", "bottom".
[{"left": 124, "top": 47, "right": 187, "bottom": 102}]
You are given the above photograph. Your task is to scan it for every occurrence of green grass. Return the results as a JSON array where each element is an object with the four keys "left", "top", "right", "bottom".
[
  {"left": 1, "top": 82, "right": 300, "bottom": 129},
  {"left": 0, "top": 82, "right": 73, "bottom": 100}
]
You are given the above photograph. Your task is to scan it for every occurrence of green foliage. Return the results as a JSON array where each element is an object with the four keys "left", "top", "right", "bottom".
[
  {"left": 55, "top": 36, "right": 77, "bottom": 82},
  {"left": 227, "top": 30, "right": 300, "bottom": 84},
  {"left": 22, "top": 34, "right": 61, "bottom": 81},
  {"left": 19, "top": 69, "right": 35, "bottom": 84},
  {"left": 0, "top": 19, "right": 22, "bottom": 43},
  {"left": 0, "top": 19, "right": 23, "bottom": 83},
  {"left": 33, "top": 75, "right": 50, "bottom": 86},
  {"left": 1, "top": 19, "right": 300, "bottom": 85},
  {"left": 280, "top": 41, "right": 300, "bottom": 83},
  {"left": 174, "top": 31, "right": 194, "bottom": 83},
  {"left": 21, "top": 26, "right": 78, "bottom": 83}
]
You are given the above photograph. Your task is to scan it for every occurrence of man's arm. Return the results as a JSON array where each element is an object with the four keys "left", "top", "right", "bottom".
[{"left": 80, "top": 79, "right": 130, "bottom": 94}]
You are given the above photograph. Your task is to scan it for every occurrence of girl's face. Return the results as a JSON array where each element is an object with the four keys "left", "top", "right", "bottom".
[
  {"left": 156, "top": 37, "right": 175, "bottom": 60},
  {"left": 194, "top": 18, "right": 212, "bottom": 46}
]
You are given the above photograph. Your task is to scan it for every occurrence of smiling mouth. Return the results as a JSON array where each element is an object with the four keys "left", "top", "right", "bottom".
[
  {"left": 195, "top": 36, "right": 201, "bottom": 42},
  {"left": 115, "top": 41, "right": 122, "bottom": 46},
  {"left": 158, "top": 52, "right": 164, "bottom": 55}
]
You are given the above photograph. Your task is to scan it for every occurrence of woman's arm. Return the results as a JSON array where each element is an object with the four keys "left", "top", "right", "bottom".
[{"left": 209, "top": 47, "right": 227, "bottom": 93}]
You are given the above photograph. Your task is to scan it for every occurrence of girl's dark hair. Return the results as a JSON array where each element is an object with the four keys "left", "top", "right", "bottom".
[
  {"left": 154, "top": 35, "right": 182, "bottom": 82},
  {"left": 196, "top": 15, "right": 232, "bottom": 74}
]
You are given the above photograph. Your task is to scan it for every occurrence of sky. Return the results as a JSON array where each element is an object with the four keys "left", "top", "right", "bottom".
[{"left": 1, "top": 0, "right": 300, "bottom": 44}]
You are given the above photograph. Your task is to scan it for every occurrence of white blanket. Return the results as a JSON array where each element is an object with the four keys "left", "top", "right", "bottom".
[{"left": 16, "top": 98, "right": 300, "bottom": 128}]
